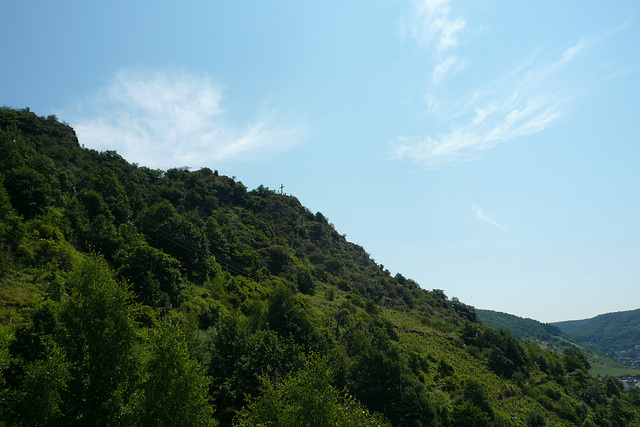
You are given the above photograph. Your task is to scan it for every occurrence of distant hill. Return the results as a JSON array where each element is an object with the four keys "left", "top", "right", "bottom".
[
  {"left": 476, "top": 309, "right": 570, "bottom": 350},
  {"left": 554, "top": 309, "right": 640, "bottom": 369},
  {"left": 551, "top": 318, "right": 590, "bottom": 334},
  {"left": 477, "top": 309, "right": 640, "bottom": 376}
]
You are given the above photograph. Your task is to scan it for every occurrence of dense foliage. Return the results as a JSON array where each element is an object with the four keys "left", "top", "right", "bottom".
[
  {"left": 554, "top": 309, "right": 640, "bottom": 369},
  {"left": 1, "top": 107, "right": 639, "bottom": 425},
  {"left": 476, "top": 310, "right": 566, "bottom": 345},
  {"left": 477, "top": 309, "right": 640, "bottom": 377}
]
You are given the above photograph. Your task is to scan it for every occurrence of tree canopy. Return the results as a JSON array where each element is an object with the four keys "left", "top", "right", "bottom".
[{"left": 1, "top": 107, "right": 639, "bottom": 426}]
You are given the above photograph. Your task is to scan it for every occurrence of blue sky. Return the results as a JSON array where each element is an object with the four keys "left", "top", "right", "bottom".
[{"left": 2, "top": 1, "right": 639, "bottom": 322}]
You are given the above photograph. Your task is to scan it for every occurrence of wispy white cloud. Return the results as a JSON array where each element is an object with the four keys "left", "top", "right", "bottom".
[
  {"left": 406, "top": 0, "right": 467, "bottom": 55},
  {"left": 561, "top": 38, "right": 588, "bottom": 64},
  {"left": 391, "top": 2, "right": 592, "bottom": 168},
  {"left": 471, "top": 204, "right": 508, "bottom": 232},
  {"left": 403, "top": 0, "right": 468, "bottom": 87},
  {"left": 390, "top": 85, "right": 565, "bottom": 167},
  {"left": 430, "top": 55, "right": 467, "bottom": 86},
  {"left": 65, "top": 68, "right": 306, "bottom": 169}
]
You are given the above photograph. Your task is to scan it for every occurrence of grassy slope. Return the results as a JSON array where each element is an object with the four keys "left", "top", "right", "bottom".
[
  {"left": 385, "top": 308, "right": 578, "bottom": 426},
  {"left": 0, "top": 271, "right": 42, "bottom": 326}
]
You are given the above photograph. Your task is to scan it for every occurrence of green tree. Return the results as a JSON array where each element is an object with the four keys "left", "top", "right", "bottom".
[
  {"left": 265, "top": 245, "right": 289, "bottom": 275},
  {"left": 77, "top": 189, "right": 112, "bottom": 222},
  {"left": 6, "top": 340, "right": 70, "bottom": 427},
  {"left": 344, "top": 316, "right": 434, "bottom": 426},
  {"left": 4, "top": 165, "right": 53, "bottom": 218},
  {"left": 59, "top": 256, "right": 140, "bottom": 425},
  {"left": 83, "top": 213, "right": 121, "bottom": 260},
  {"left": 3, "top": 300, "right": 69, "bottom": 426},
  {"left": 451, "top": 379, "right": 494, "bottom": 427},
  {"left": 92, "top": 167, "right": 130, "bottom": 224},
  {"left": 235, "top": 355, "right": 390, "bottom": 427},
  {"left": 115, "top": 242, "right": 185, "bottom": 308},
  {"left": 0, "top": 176, "right": 24, "bottom": 253},
  {"left": 137, "top": 200, "right": 206, "bottom": 268},
  {"left": 602, "top": 375, "right": 623, "bottom": 398},
  {"left": 295, "top": 267, "right": 316, "bottom": 295},
  {"left": 526, "top": 410, "right": 547, "bottom": 427},
  {"left": 266, "top": 284, "right": 316, "bottom": 347},
  {"left": 207, "top": 316, "right": 303, "bottom": 425},
  {"left": 135, "top": 321, "right": 215, "bottom": 427},
  {"left": 561, "top": 347, "right": 590, "bottom": 373},
  {"left": 0, "top": 176, "right": 24, "bottom": 272}
]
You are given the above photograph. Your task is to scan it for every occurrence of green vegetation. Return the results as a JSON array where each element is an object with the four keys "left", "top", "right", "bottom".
[
  {"left": 555, "top": 309, "right": 640, "bottom": 369},
  {"left": 476, "top": 309, "right": 568, "bottom": 348},
  {"left": 590, "top": 363, "right": 640, "bottom": 378},
  {"left": 477, "top": 309, "right": 640, "bottom": 377},
  {"left": 1, "top": 107, "right": 639, "bottom": 425}
]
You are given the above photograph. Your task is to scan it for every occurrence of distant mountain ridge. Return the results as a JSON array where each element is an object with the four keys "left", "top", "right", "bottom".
[
  {"left": 554, "top": 308, "right": 640, "bottom": 369},
  {"left": 552, "top": 318, "right": 590, "bottom": 334},
  {"left": 476, "top": 309, "right": 570, "bottom": 350},
  {"left": 477, "top": 308, "right": 640, "bottom": 375}
]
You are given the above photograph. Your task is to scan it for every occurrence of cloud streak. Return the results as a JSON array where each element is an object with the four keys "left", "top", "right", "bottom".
[
  {"left": 392, "top": 2, "right": 593, "bottom": 168},
  {"left": 472, "top": 204, "right": 508, "bottom": 232},
  {"left": 66, "top": 69, "right": 306, "bottom": 169},
  {"left": 391, "top": 89, "right": 564, "bottom": 167},
  {"left": 403, "top": 0, "right": 468, "bottom": 89},
  {"left": 406, "top": 0, "right": 467, "bottom": 55}
]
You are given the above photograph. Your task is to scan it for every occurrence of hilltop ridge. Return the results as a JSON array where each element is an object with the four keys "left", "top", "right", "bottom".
[{"left": 1, "top": 107, "right": 640, "bottom": 426}]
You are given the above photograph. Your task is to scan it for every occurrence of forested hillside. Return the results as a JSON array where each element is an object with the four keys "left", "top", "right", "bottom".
[
  {"left": 1, "top": 107, "right": 640, "bottom": 426},
  {"left": 477, "top": 309, "right": 640, "bottom": 377},
  {"left": 555, "top": 310, "right": 640, "bottom": 370},
  {"left": 476, "top": 310, "right": 567, "bottom": 347}
]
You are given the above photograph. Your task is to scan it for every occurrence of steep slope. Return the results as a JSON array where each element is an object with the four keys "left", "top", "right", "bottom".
[
  {"left": 1, "top": 107, "right": 640, "bottom": 426},
  {"left": 477, "top": 309, "right": 640, "bottom": 376},
  {"left": 553, "top": 318, "right": 590, "bottom": 334},
  {"left": 477, "top": 309, "right": 568, "bottom": 348},
  {"left": 555, "top": 309, "right": 640, "bottom": 369}
]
